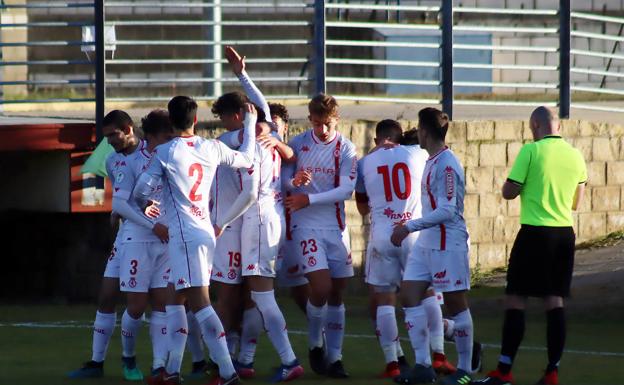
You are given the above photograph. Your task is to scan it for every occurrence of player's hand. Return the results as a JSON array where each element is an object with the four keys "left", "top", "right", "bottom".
[
  {"left": 214, "top": 224, "right": 223, "bottom": 238},
  {"left": 285, "top": 193, "right": 310, "bottom": 211},
  {"left": 258, "top": 133, "right": 279, "bottom": 150},
  {"left": 390, "top": 224, "right": 410, "bottom": 247},
  {"left": 152, "top": 222, "right": 169, "bottom": 243},
  {"left": 242, "top": 103, "right": 257, "bottom": 122},
  {"left": 144, "top": 200, "right": 161, "bottom": 219},
  {"left": 225, "top": 46, "right": 245, "bottom": 75},
  {"left": 292, "top": 170, "right": 312, "bottom": 187}
]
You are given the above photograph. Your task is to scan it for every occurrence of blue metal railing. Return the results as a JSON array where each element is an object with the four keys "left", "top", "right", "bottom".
[{"left": 3, "top": 0, "right": 624, "bottom": 123}]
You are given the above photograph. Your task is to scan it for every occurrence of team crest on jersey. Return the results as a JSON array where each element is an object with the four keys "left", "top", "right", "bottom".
[
  {"left": 115, "top": 171, "right": 125, "bottom": 183},
  {"left": 333, "top": 148, "right": 341, "bottom": 158},
  {"left": 445, "top": 166, "right": 454, "bottom": 201},
  {"left": 228, "top": 270, "right": 237, "bottom": 280},
  {"left": 307, "top": 256, "right": 317, "bottom": 266},
  {"left": 128, "top": 277, "right": 137, "bottom": 288}
]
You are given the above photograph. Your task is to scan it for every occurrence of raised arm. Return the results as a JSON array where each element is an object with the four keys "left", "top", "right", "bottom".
[{"left": 225, "top": 45, "right": 271, "bottom": 119}]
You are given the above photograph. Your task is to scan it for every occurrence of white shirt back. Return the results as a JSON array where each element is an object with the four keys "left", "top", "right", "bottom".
[{"left": 356, "top": 144, "right": 428, "bottom": 236}]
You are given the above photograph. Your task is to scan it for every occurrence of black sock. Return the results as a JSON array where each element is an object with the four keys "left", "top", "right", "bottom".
[
  {"left": 497, "top": 309, "right": 525, "bottom": 374},
  {"left": 546, "top": 307, "right": 566, "bottom": 373}
]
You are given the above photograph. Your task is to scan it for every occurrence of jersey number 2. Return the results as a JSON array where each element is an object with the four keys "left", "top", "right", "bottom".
[
  {"left": 188, "top": 163, "right": 203, "bottom": 201},
  {"left": 377, "top": 163, "right": 411, "bottom": 201}
]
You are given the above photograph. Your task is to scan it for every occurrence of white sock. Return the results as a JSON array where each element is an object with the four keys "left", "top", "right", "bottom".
[
  {"left": 195, "top": 306, "right": 236, "bottom": 378},
  {"left": 165, "top": 305, "right": 188, "bottom": 374},
  {"left": 325, "top": 304, "right": 346, "bottom": 363},
  {"left": 226, "top": 331, "right": 240, "bottom": 358},
  {"left": 186, "top": 310, "right": 205, "bottom": 363},
  {"left": 91, "top": 311, "right": 116, "bottom": 362},
  {"left": 423, "top": 296, "right": 445, "bottom": 354},
  {"left": 396, "top": 340, "right": 405, "bottom": 359},
  {"left": 452, "top": 309, "right": 474, "bottom": 372},
  {"left": 149, "top": 311, "right": 168, "bottom": 369},
  {"left": 444, "top": 318, "right": 455, "bottom": 340},
  {"left": 405, "top": 305, "right": 431, "bottom": 366},
  {"left": 306, "top": 301, "right": 327, "bottom": 349},
  {"left": 376, "top": 305, "right": 399, "bottom": 363},
  {"left": 121, "top": 310, "right": 143, "bottom": 358},
  {"left": 238, "top": 307, "right": 263, "bottom": 365},
  {"left": 252, "top": 290, "right": 297, "bottom": 365}
]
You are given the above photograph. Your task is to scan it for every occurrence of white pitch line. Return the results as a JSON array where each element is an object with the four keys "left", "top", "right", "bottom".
[{"left": 2, "top": 321, "right": 623, "bottom": 358}]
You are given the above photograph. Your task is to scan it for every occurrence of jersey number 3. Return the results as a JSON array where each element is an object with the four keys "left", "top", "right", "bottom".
[
  {"left": 188, "top": 163, "right": 203, "bottom": 201},
  {"left": 377, "top": 163, "right": 411, "bottom": 201}
]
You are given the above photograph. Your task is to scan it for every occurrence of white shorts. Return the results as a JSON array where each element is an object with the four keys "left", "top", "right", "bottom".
[
  {"left": 365, "top": 231, "right": 417, "bottom": 292},
  {"left": 211, "top": 230, "right": 242, "bottom": 284},
  {"left": 403, "top": 246, "right": 471, "bottom": 293},
  {"left": 169, "top": 236, "right": 216, "bottom": 291},
  {"left": 292, "top": 228, "right": 354, "bottom": 278},
  {"left": 119, "top": 241, "right": 169, "bottom": 292},
  {"left": 276, "top": 238, "right": 309, "bottom": 288},
  {"left": 103, "top": 239, "right": 121, "bottom": 279},
  {"left": 241, "top": 212, "right": 284, "bottom": 278}
]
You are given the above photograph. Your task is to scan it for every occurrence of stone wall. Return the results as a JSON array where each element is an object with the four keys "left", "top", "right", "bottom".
[{"left": 282, "top": 118, "right": 624, "bottom": 272}]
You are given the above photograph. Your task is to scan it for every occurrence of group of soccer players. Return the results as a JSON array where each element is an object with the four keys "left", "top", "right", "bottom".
[{"left": 67, "top": 47, "right": 482, "bottom": 385}]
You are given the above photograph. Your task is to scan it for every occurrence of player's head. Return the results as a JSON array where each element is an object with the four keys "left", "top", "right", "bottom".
[
  {"left": 212, "top": 91, "right": 249, "bottom": 131},
  {"left": 269, "top": 102, "right": 289, "bottom": 138},
  {"left": 141, "top": 109, "right": 173, "bottom": 148},
  {"left": 401, "top": 128, "right": 419, "bottom": 145},
  {"left": 417, "top": 107, "right": 449, "bottom": 148},
  {"left": 102, "top": 110, "right": 135, "bottom": 153},
  {"left": 308, "top": 93, "right": 339, "bottom": 141},
  {"left": 529, "top": 106, "right": 559, "bottom": 140},
  {"left": 374, "top": 119, "right": 403, "bottom": 146},
  {"left": 168, "top": 95, "right": 198, "bottom": 131}
]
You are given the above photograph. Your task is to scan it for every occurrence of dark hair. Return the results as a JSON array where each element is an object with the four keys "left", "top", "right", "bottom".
[
  {"left": 400, "top": 128, "right": 419, "bottom": 145},
  {"left": 211, "top": 91, "right": 249, "bottom": 116},
  {"left": 308, "top": 93, "right": 338, "bottom": 117},
  {"left": 375, "top": 119, "right": 403, "bottom": 143},
  {"left": 418, "top": 107, "right": 449, "bottom": 141},
  {"left": 168, "top": 95, "right": 198, "bottom": 130},
  {"left": 141, "top": 109, "right": 173, "bottom": 136},
  {"left": 102, "top": 110, "right": 133, "bottom": 130},
  {"left": 269, "top": 102, "right": 289, "bottom": 123}
]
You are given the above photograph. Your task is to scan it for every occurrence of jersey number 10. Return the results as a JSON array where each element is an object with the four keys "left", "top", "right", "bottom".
[{"left": 377, "top": 163, "right": 411, "bottom": 202}]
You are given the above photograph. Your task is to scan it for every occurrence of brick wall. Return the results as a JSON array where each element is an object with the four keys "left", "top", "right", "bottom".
[{"left": 281, "top": 118, "right": 624, "bottom": 272}]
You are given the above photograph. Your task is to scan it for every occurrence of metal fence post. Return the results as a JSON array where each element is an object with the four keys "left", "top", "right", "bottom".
[
  {"left": 314, "top": 0, "right": 326, "bottom": 95},
  {"left": 95, "top": 0, "right": 105, "bottom": 141},
  {"left": 203, "top": 2, "right": 222, "bottom": 98},
  {"left": 559, "top": 0, "right": 571, "bottom": 119},
  {"left": 441, "top": 0, "right": 453, "bottom": 120}
]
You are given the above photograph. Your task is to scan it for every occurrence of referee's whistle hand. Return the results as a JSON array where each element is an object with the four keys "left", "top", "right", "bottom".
[{"left": 391, "top": 225, "right": 409, "bottom": 247}]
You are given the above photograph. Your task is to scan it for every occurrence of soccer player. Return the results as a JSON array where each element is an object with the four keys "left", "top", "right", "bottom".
[
  {"left": 473, "top": 107, "right": 586, "bottom": 385},
  {"left": 67, "top": 110, "right": 142, "bottom": 380},
  {"left": 391, "top": 108, "right": 473, "bottom": 385},
  {"left": 112, "top": 110, "right": 173, "bottom": 380},
  {"left": 283, "top": 93, "right": 358, "bottom": 378},
  {"left": 135, "top": 96, "right": 257, "bottom": 385},
  {"left": 355, "top": 119, "right": 457, "bottom": 378}
]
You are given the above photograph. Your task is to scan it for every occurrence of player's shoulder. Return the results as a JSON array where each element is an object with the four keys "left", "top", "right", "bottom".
[
  {"left": 436, "top": 147, "right": 462, "bottom": 168},
  {"left": 337, "top": 132, "right": 355, "bottom": 148},
  {"left": 289, "top": 130, "right": 308, "bottom": 144}
]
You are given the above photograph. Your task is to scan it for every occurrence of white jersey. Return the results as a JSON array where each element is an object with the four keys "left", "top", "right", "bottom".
[
  {"left": 410, "top": 147, "right": 469, "bottom": 251},
  {"left": 107, "top": 140, "right": 170, "bottom": 243},
  {"left": 243, "top": 143, "right": 283, "bottom": 219},
  {"left": 287, "top": 130, "right": 357, "bottom": 230},
  {"left": 355, "top": 144, "right": 428, "bottom": 236},
  {"left": 142, "top": 135, "right": 253, "bottom": 242},
  {"left": 210, "top": 132, "right": 244, "bottom": 231}
]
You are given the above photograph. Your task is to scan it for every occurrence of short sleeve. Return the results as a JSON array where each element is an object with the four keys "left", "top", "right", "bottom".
[
  {"left": 508, "top": 144, "right": 532, "bottom": 185},
  {"left": 577, "top": 150, "right": 588, "bottom": 184}
]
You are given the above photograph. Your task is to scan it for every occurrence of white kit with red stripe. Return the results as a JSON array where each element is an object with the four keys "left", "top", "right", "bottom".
[
  {"left": 286, "top": 129, "right": 357, "bottom": 278},
  {"left": 355, "top": 144, "right": 428, "bottom": 289},
  {"left": 415, "top": 147, "right": 469, "bottom": 251}
]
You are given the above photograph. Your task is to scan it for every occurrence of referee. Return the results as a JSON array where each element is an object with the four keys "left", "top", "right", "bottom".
[{"left": 473, "top": 107, "right": 587, "bottom": 385}]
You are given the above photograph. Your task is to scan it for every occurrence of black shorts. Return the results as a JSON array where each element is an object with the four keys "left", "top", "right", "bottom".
[{"left": 505, "top": 225, "right": 575, "bottom": 297}]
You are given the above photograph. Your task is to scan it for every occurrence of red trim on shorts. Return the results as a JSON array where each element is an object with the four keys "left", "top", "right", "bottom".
[{"left": 426, "top": 170, "right": 446, "bottom": 251}]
